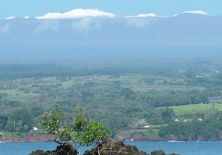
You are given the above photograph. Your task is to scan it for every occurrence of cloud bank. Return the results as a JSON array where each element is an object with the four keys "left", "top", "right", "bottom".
[
  {"left": 2, "top": 9, "right": 211, "bottom": 20},
  {"left": 125, "top": 10, "right": 209, "bottom": 18},
  {"left": 36, "top": 9, "right": 115, "bottom": 19},
  {"left": 182, "top": 10, "right": 209, "bottom": 15}
]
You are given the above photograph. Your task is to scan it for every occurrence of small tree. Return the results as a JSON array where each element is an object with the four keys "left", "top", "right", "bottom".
[
  {"left": 40, "top": 106, "right": 72, "bottom": 144},
  {"left": 40, "top": 107, "right": 110, "bottom": 152}
]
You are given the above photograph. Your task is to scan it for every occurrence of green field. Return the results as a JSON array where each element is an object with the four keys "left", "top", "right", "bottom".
[{"left": 162, "top": 103, "right": 222, "bottom": 115}]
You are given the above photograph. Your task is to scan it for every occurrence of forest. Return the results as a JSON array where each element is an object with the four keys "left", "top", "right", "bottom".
[{"left": 0, "top": 57, "right": 222, "bottom": 140}]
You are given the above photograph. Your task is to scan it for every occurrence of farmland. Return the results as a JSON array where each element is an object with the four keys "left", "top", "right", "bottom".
[{"left": 161, "top": 103, "right": 222, "bottom": 116}]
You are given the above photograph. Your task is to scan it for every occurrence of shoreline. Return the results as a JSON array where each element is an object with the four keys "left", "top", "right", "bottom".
[
  {"left": 1, "top": 138, "right": 222, "bottom": 143},
  {"left": 0, "top": 137, "right": 51, "bottom": 143}
]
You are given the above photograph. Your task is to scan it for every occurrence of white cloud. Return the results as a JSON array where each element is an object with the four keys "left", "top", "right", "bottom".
[
  {"left": 125, "top": 12, "right": 160, "bottom": 28},
  {"left": 126, "top": 10, "right": 210, "bottom": 19},
  {"left": 173, "top": 10, "right": 209, "bottom": 17},
  {"left": 125, "top": 13, "right": 159, "bottom": 18},
  {"left": 24, "top": 16, "right": 30, "bottom": 19},
  {"left": 182, "top": 10, "right": 209, "bottom": 15},
  {"left": 5, "top": 16, "right": 15, "bottom": 20},
  {"left": 136, "top": 13, "right": 158, "bottom": 17},
  {"left": 36, "top": 9, "right": 115, "bottom": 19}
]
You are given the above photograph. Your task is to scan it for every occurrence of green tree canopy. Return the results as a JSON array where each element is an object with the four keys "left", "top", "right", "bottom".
[{"left": 40, "top": 107, "right": 110, "bottom": 149}]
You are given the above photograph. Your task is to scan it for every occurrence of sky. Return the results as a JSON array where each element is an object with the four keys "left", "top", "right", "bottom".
[{"left": 0, "top": 0, "right": 222, "bottom": 19}]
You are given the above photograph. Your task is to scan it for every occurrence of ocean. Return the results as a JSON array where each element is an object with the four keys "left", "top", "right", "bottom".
[{"left": 0, "top": 141, "right": 222, "bottom": 155}]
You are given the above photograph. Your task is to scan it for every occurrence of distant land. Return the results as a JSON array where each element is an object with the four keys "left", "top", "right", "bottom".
[
  {"left": 1, "top": 11, "right": 222, "bottom": 141},
  {"left": 0, "top": 13, "right": 222, "bottom": 62}
]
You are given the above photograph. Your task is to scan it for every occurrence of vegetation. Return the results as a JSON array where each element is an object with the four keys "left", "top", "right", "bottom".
[
  {"left": 40, "top": 107, "right": 109, "bottom": 150},
  {"left": 1, "top": 58, "right": 222, "bottom": 140},
  {"left": 0, "top": 109, "right": 33, "bottom": 133},
  {"left": 160, "top": 103, "right": 222, "bottom": 116},
  {"left": 159, "top": 111, "right": 222, "bottom": 140}
]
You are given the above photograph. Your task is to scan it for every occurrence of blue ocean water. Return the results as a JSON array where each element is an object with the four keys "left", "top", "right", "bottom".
[{"left": 0, "top": 141, "right": 222, "bottom": 155}]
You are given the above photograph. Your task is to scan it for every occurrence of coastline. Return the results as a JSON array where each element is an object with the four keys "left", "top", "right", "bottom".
[
  {"left": 0, "top": 137, "right": 51, "bottom": 143},
  {"left": 1, "top": 137, "right": 222, "bottom": 143}
]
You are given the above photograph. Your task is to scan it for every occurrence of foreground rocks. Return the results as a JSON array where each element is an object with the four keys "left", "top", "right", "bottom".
[
  {"left": 29, "top": 139, "right": 179, "bottom": 155},
  {"left": 84, "top": 139, "right": 146, "bottom": 155},
  {"left": 83, "top": 139, "right": 179, "bottom": 155},
  {"left": 29, "top": 143, "right": 78, "bottom": 155},
  {"left": 150, "top": 150, "right": 179, "bottom": 155}
]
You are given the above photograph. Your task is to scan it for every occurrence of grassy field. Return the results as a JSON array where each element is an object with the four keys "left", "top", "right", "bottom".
[{"left": 162, "top": 103, "right": 222, "bottom": 115}]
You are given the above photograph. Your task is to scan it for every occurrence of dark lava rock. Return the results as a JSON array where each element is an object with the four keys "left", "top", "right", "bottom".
[
  {"left": 29, "top": 143, "right": 78, "bottom": 155},
  {"left": 151, "top": 150, "right": 179, "bottom": 155},
  {"left": 83, "top": 139, "right": 147, "bottom": 155},
  {"left": 29, "top": 150, "right": 46, "bottom": 155},
  {"left": 29, "top": 140, "right": 179, "bottom": 155},
  {"left": 151, "top": 150, "right": 166, "bottom": 155}
]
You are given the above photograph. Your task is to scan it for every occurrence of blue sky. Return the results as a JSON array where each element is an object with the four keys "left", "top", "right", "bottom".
[{"left": 1, "top": 0, "right": 222, "bottom": 19}]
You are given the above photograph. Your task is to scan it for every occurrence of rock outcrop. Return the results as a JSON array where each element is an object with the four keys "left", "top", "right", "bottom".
[
  {"left": 150, "top": 150, "right": 179, "bottom": 155},
  {"left": 83, "top": 139, "right": 146, "bottom": 155},
  {"left": 83, "top": 139, "right": 179, "bottom": 155},
  {"left": 29, "top": 140, "right": 179, "bottom": 155},
  {"left": 29, "top": 143, "right": 78, "bottom": 155},
  {"left": 151, "top": 150, "right": 166, "bottom": 155}
]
